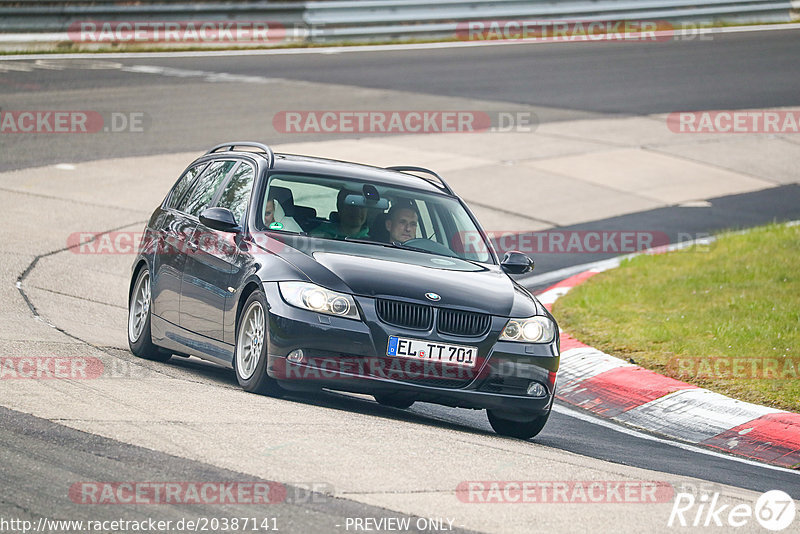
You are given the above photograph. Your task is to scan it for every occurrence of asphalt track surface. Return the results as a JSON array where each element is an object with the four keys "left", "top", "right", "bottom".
[
  {"left": 1, "top": 29, "right": 800, "bottom": 171},
  {"left": 1, "top": 29, "right": 800, "bottom": 531}
]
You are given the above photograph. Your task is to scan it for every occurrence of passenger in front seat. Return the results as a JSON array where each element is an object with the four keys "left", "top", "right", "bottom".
[{"left": 310, "top": 189, "right": 369, "bottom": 239}]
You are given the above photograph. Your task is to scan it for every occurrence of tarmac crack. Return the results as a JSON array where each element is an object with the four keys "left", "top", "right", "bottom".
[
  {"left": 0, "top": 186, "right": 151, "bottom": 214},
  {"left": 29, "top": 285, "right": 126, "bottom": 310},
  {"left": 16, "top": 219, "right": 146, "bottom": 320},
  {"left": 8, "top": 220, "right": 198, "bottom": 395},
  {"left": 0, "top": 498, "right": 38, "bottom": 517}
]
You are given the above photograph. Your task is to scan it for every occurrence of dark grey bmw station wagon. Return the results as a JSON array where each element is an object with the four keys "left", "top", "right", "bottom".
[{"left": 128, "top": 142, "right": 560, "bottom": 438}]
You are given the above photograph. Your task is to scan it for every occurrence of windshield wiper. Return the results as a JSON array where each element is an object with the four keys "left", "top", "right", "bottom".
[
  {"left": 395, "top": 242, "right": 459, "bottom": 259},
  {"left": 264, "top": 228, "right": 307, "bottom": 236},
  {"left": 343, "top": 237, "right": 395, "bottom": 247},
  {"left": 344, "top": 237, "right": 460, "bottom": 260}
]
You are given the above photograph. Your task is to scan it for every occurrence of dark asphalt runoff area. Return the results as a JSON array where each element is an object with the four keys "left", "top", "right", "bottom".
[
  {"left": 519, "top": 183, "right": 800, "bottom": 291},
  {"left": 1, "top": 28, "right": 799, "bottom": 529},
  {"left": 0, "top": 404, "right": 478, "bottom": 534},
  {"left": 121, "top": 30, "right": 800, "bottom": 115}
]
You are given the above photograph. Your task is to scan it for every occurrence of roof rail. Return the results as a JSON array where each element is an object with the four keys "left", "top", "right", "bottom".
[
  {"left": 206, "top": 142, "right": 275, "bottom": 168},
  {"left": 386, "top": 165, "right": 454, "bottom": 195}
]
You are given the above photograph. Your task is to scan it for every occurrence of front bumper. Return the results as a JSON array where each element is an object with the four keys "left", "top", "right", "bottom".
[{"left": 263, "top": 283, "right": 559, "bottom": 417}]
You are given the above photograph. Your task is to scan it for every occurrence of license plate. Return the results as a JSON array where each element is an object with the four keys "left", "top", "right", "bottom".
[{"left": 387, "top": 336, "right": 478, "bottom": 368}]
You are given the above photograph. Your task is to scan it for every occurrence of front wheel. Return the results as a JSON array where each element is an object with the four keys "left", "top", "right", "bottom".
[
  {"left": 487, "top": 409, "right": 550, "bottom": 439},
  {"left": 234, "top": 290, "right": 283, "bottom": 397},
  {"left": 128, "top": 267, "right": 171, "bottom": 362}
]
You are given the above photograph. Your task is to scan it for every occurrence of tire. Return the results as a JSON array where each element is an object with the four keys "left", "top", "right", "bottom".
[
  {"left": 487, "top": 409, "right": 550, "bottom": 439},
  {"left": 128, "top": 267, "right": 172, "bottom": 362},
  {"left": 374, "top": 393, "right": 415, "bottom": 409},
  {"left": 234, "top": 290, "right": 283, "bottom": 397}
]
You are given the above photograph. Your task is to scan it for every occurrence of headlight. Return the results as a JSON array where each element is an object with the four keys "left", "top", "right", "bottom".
[
  {"left": 500, "top": 316, "right": 555, "bottom": 343},
  {"left": 278, "top": 282, "right": 360, "bottom": 320}
]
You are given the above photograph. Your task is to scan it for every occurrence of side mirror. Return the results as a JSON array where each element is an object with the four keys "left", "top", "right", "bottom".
[
  {"left": 200, "top": 207, "right": 239, "bottom": 233},
  {"left": 501, "top": 251, "right": 534, "bottom": 274}
]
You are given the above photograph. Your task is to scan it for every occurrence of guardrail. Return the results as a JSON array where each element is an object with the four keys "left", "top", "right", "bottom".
[
  {"left": 0, "top": 0, "right": 795, "bottom": 48},
  {"left": 0, "top": 2, "right": 305, "bottom": 33},
  {"left": 305, "top": 0, "right": 795, "bottom": 42}
]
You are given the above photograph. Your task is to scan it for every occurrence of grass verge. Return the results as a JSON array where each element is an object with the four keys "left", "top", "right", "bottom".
[{"left": 552, "top": 222, "right": 800, "bottom": 412}]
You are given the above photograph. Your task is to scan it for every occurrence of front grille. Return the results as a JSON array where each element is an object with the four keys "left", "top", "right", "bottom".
[
  {"left": 375, "top": 299, "right": 432, "bottom": 330},
  {"left": 438, "top": 309, "right": 491, "bottom": 337}
]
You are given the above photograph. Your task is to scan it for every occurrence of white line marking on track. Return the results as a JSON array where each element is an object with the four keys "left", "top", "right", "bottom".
[
  {"left": 552, "top": 403, "right": 800, "bottom": 475},
  {"left": 118, "top": 64, "right": 286, "bottom": 84}
]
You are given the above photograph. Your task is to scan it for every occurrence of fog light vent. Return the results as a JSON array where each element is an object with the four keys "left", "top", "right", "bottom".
[
  {"left": 526, "top": 381, "right": 547, "bottom": 397},
  {"left": 287, "top": 349, "right": 305, "bottom": 363}
]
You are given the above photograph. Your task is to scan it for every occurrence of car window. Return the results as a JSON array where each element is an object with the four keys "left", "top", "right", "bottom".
[
  {"left": 436, "top": 201, "right": 489, "bottom": 262},
  {"left": 416, "top": 199, "right": 432, "bottom": 238},
  {"left": 262, "top": 173, "right": 492, "bottom": 263},
  {"left": 216, "top": 162, "right": 255, "bottom": 225},
  {"left": 289, "top": 182, "right": 337, "bottom": 217},
  {"left": 178, "top": 160, "right": 236, "bottom": 217},
  {"left": 416, "top": 198, "right": 448, "bottom": 245},
  {"left": 166, "top": 162, "right": 207, "bottom": 210}
]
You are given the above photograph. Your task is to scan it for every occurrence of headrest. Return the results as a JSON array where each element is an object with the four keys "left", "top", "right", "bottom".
[{"left": 268, "top": 186, "right": 294, "bottom": 210}]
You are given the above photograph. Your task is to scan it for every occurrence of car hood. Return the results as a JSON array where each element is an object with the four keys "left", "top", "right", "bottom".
[
  {"left": 256, "top": 236, "right": 543, "bottom": 317},
  {"left": 310, "top": 251, "right": 538, "bottom": 317}
]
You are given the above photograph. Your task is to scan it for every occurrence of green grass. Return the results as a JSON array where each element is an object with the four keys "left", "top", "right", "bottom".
[
  {"left": 553, "top": 223, "right": 800, "bottom": 412},
  {"left": 0, "top": 37, "right": 459, "bottom": 56}
]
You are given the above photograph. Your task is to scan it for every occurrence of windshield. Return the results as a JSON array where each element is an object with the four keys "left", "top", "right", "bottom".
[{"left": 256, "top": 173, "right": 494, "bottom": 264}]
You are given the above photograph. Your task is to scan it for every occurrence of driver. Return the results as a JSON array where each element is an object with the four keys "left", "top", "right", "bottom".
[{"left": 385, "top": 202, "right": 419, "bottom": 243}]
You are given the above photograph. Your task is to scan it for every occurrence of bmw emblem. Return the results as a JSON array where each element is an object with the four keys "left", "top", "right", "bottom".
[{"left": 425, "top": 292, "right": 441, "bottom": 302}]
